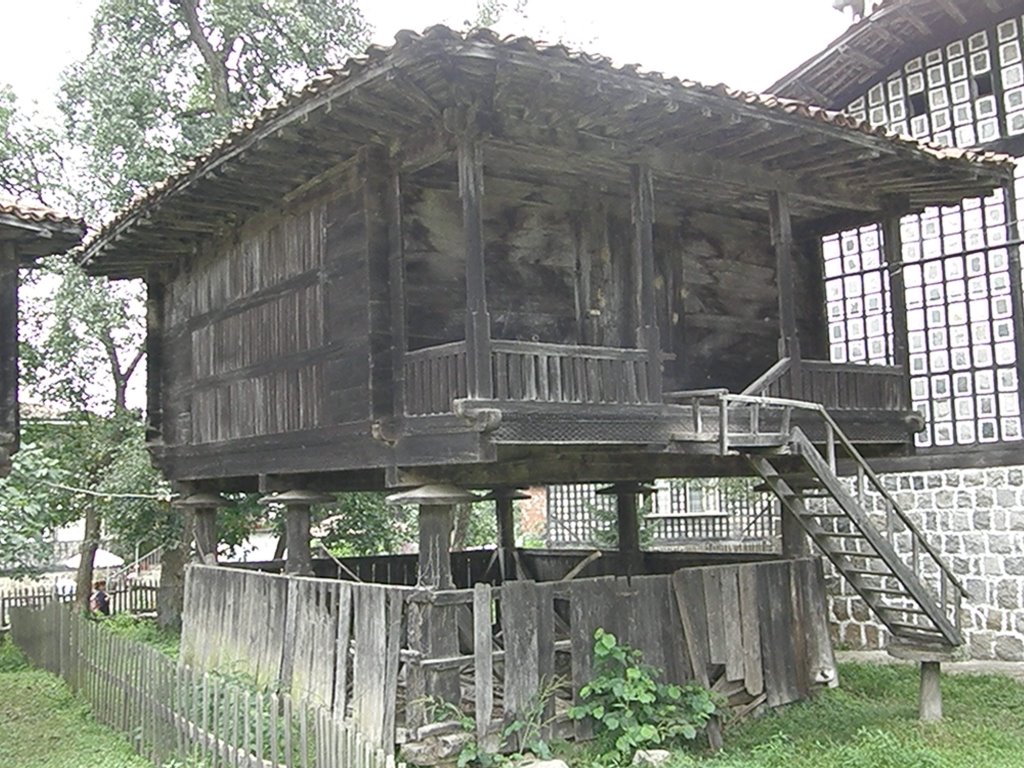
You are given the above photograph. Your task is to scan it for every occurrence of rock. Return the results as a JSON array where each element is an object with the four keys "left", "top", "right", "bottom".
[
  {"left": 520, "top": 761, "right": 570, "bottom": 768},
  {"left": 400, "top": 731, "right": 473, "bottom": 766},
  {"left": 416, "top": 720, "right": 468, "bottom": 740},
  {"left": 632, "top": 749, "right": 674, "bottom": 766}
]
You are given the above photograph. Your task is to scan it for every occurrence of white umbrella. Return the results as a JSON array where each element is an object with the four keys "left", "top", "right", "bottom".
[{"left": 62, "top": 548, "right": 125, "bottom": 570}]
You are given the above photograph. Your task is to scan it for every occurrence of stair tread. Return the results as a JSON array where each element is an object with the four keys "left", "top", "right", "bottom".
[
  {"left": 830, "top": 549, "right": 883, "bottom": 558},
  {"left": 821, "top": 531, "right": 865, "bottom": 538},
  {"left": 879, "top": 605, "right": 930, "bottom": 615},
  {"left": 859, "top": 586, "right": 909, "bottom": 597},
  {"left": 846, "top": 568, "right": 897, "bottom": 578},
  {"left": 887, "top": 620, "right": 943, "bottom": 634}
]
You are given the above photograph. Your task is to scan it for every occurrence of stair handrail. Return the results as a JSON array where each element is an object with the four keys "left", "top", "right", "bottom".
[
  {"left": 107, "top": 545, "right": 164, "bottom": 586},
  {"left": 711, "top": 392, "right": 969, "bottom": 601},
  {"left": 740, "top": 357, "right": 792, "bottom": 396}
]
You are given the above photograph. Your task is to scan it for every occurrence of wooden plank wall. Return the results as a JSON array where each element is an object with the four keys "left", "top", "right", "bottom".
[
  {"left": 162, "top": 163, "right": 370, "bottom": 448},
  {"left": 188, "top": 557, "right": 835, "bottom": 755}
]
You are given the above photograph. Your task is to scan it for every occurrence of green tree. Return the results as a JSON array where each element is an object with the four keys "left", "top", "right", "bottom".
[{"left": 4, "top": 0, "right": 370, "bottom": 623}]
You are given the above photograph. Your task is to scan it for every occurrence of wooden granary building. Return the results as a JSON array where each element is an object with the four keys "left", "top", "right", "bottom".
[
  {"left": 0, "top": 198, "right": 84, "bottom": 476},
  {"left": 80, "top": 26, "right": 1017, "bottom": 752}
]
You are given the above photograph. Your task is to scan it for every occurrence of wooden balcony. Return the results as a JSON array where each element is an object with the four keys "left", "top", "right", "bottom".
[
  {"left": 403, "top": 339, "right": 658, "bottom": 415},
  {"left": 742, "top": 357, "right": 907, "bottom": 411}
]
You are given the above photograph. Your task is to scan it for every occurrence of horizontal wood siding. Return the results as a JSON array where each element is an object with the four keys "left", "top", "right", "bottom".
[{"left": 161, "top": 166, "right": 370, "bottom": 448}]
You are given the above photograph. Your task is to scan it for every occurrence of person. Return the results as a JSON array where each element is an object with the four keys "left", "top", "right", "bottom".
[{"left": 89, "top": 580, "right": 110, "bottom": 616}]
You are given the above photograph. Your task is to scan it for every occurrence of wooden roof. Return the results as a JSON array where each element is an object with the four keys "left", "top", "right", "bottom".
[
  {"left": 769, "top": 0, "right": 1024, "bottom": 108},
  {"left": 0, "top": 196, "right": 85, "bottom": 263},
  {"left": 80, "top": 26, "right": 1015, "bottom": 279}
]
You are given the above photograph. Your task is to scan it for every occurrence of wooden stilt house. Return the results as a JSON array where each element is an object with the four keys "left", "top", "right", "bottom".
[
  {"left": 80, "top": 27, "right": 1015, "bottom": 751},
  {"left": 0, "top": 198, "right": 84, "bottom": 476}
]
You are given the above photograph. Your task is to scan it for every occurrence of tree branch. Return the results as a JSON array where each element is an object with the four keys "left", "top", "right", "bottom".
[{"left": 174, "top": 0, "right": 232, "bottom": 116}]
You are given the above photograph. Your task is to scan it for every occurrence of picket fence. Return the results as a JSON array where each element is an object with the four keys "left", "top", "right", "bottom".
[
  {"left": 10, "top": 602, "right": 404, "bottom": 768},
  {"left": 0, "top": 580, "right": 158, "bottom": 627}
]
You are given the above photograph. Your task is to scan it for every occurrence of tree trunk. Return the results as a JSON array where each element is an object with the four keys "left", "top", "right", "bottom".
[
  {"left": 74, "top": 503, "right": 101, "bottom": 612},
  {"left": 157, "top": 510, "right": 193, "bottom": 632}
]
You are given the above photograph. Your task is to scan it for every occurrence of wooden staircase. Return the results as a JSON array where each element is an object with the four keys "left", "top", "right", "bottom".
[{"left": 671, "top": 390, "right": 968, "bottom": 650}]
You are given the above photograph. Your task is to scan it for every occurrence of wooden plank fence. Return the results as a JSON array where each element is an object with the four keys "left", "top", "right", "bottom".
[
  {"left": 182, "top": 558, "right": 838, "bottom": 756},
  {"left": 1, "top": 580, "right": 158, "bottom": 628},
  {"left": 9, "top": 602, "right": 404, "bottom": 768}
]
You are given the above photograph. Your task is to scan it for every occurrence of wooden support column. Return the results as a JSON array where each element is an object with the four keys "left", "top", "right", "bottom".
[
  {"left": 1001, "top": 180, "right": 1024, "bottom": 422},
  {"left": 780, "top": 499, "right": 810, "bottom": 558},
  {"left": 173, "top": 493, "right": 230, "bottom": 565},
  {"left": 631, "top": 164, "right": 662, "bottom": 401},
  {"left": 482, "top": 488, "right": 529, "bottom": 581},
  {"left": 388, "top": 484, "right": 478, "bottom": 717},
  {"left": 599, "top": 482, "right": 652, "bottom": 572},
  {"left": 144, "top": 273, "right": 165, "bottom": 444},
  {"left": 889, "top": 641, "right": 953, "bottom": 722},
  {"left": 258, "top": 489, "right": 331, "bottom": 576},
  {"left": 0, "top": 242, "right": 19, "bottom": 474},
  {"left": 882, "top": 203, "right": 912, "bottom": 413},
  {"left": 769, "top": 191, "right": 801, "bottom": 363},
  {"left": 387, "top": 155, "right": 408, "bottom": 419},
  {"left": 459, "top": 135, "right": 493, "bottom": 400}
]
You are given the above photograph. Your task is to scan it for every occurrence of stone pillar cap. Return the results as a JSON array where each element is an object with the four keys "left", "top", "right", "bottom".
[
  {"left": 257, "top": 489, "right": 335, "bottom": 506},
  {"left": 386, "top": 484, "right": 478, "bottom": 506},
  {"left": 596, "top": 481, "right": 657, "bottom": 495},
  {"left": 172, "top": 492, "right": 230, "bottom": 508},
  {"left": 479, "top": 488, "right": 531, "bottom": 501}
]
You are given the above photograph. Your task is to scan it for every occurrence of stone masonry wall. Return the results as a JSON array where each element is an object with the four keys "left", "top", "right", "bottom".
[{"left": 824, "top": 464, "right": 1024, "bottom": 661}]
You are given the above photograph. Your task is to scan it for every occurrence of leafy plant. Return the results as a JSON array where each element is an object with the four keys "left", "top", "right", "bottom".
[
  {"left": 419, "top": 676, "right": 566, "bottom": 767},
  {"left": 569, "top": 628, "right": 718, "bottom": 764}
]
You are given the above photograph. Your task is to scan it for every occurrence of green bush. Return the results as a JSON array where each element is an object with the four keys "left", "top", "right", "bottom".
[{"left": 569, "top": 628, "right": 718, "bottom": 764}]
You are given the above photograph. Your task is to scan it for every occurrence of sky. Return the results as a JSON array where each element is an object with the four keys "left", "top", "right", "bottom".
[{"left": 0, "top": 0, "right": 853, "bottom": 112}]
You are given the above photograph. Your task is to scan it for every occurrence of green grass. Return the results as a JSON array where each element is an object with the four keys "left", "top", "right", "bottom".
[
  {"left": 0, "top": 636, "right": 150, "bottom": 768},
  {"left": 101, "top": 613, "right": 180, "bottom": 658},
  {"left": 560, "top": 662, "right": 1024, "bottom": 768},
  {"left": 683, "top": 663, "right": 1024, "bottom": 768}
]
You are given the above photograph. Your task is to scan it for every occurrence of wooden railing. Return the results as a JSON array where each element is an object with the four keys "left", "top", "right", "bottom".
[
  {"left": 743, "top": 358, "right": 907, "bottom": 411},
  {"left": 404, "top": 341, "right": 468, "bottom": 415},
  {"left": 404, "top": 340, "right": 656, "bottom": 415}
]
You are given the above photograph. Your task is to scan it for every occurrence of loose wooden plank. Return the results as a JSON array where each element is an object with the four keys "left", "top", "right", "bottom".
[
  {"left": 473, "top": 584, "right": 495, "bottom": 751},
  {"left": 352, "top": 585, "right": 388, "bottom": 748},
  {"left": 719, "top": 565, "right": 745, "bottom": 683},
  {"left": 502, "top": 580, "right": 540, "bottom": 748},
  {"left": 737, "top": 564, "right": 764, "bottom": 697}
]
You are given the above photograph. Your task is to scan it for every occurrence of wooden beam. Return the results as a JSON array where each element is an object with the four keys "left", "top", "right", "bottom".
[
  {"left": 144, "top": 273, "right": 165, "bottom": 445},
  {"left": 388, "top": 156, "right": 409, "bottom": 420},
  {"left": 882, "top": 205, "right": 912, "bottom": 416},
  {"left": 0, "top": 243, "right": 18, "bottom": 463},
  {"left": 631, "top": 164, "right": 662, "bottom": 401},
  {"left": 1002, "top": 181, "right": 1024, "bottom": 425},
  {"left": 769, "top": 191, "right": 800, "bottom": 360},
  {"left": 458, "top": 133, "right": 493, "bottom": 400}
]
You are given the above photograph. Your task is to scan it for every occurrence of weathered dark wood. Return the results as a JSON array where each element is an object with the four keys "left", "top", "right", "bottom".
[
  {"left": 615, "top": 489, "right": 641, "bottom": 556},
  {"left": 459, "top": 135, "right": 493, "bottom": 400},
  {"left": 145, "top": 274, "right": 165, "bottom": 445},
  {"left": 769, "top": 191, "right": 800, "bottom": 361},
  {"left": 0, "top": 243, "right": 18, "bottom": 471},
  {"left": 630, "top": 164, "right": 662, "bottom": 401},
  {"left": 417, "top": 504, "right": 454, "bottom": 589},
  {"left": 882, "top": 206, "right": 911, "bottom": 413},
  {"left": 284, "top": 505, "right": 313, "bottom": 576},
  {"left": 1002, "top": 181, "right": 1024, "bottom": 424},
  {"left": 193, "top": 508, "right": 218, "bottom": 564}
]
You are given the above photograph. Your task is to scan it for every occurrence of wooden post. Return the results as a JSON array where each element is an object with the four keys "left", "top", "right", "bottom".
[
  {"left": 144, "top": 273, "right": 165, "bottom": 445},
  {"left": 258, "top": 490, "right": 332, "bottom": 576},
  {"left": 1001, "top": 180, "right": 1024, "bottom": 422},
  {"left": 459, "top": 135, "right": 493, "bottom": 400},
  {"left": 387, "top": 485, "right": 477, "bottom": 716},
  {"left": 631, "top": 164, "right": 662, "bottom": 401},
  {"left": 387, "top": 157, "right": 408, "bottom": 419},
  {"left": 0, "top": 242, "right": 19, "bottom": 473},
  {"left": 780, "top": 499, "right": 810, "bottom": 558},
  {"left": 769, "top": 190, "right": 801, "bottom": 366},
  {"left": 482, "top": 488, "right": 529, "bottom": 581},
  {"left": 888, "top": 640, "right": 954, "bottom": 722},
  {"left": 882, "top": 203, "right": 912, "bottom": 412},
  {"left": 172, "top": 492, "right": 229, "bottom": 565},
  {"left": 599, "top": 482, "right": 652, "bottom": 571}
]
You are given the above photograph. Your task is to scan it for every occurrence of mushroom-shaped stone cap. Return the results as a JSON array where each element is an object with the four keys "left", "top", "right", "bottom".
[
  {"left": 172, "top": 492, "right": 231, "bottom": 508},
  {"left": 257, "top": 489, "right": 335, "bottom": 506},
  {"left": 386, "top": 484, "right": 479, "bottom": 507},
  {"left": 596, "top": 482, "right": 658, "bottom": 495},
  {"left": 478, "top": 488, "right": 532, "bottom": 501}
]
